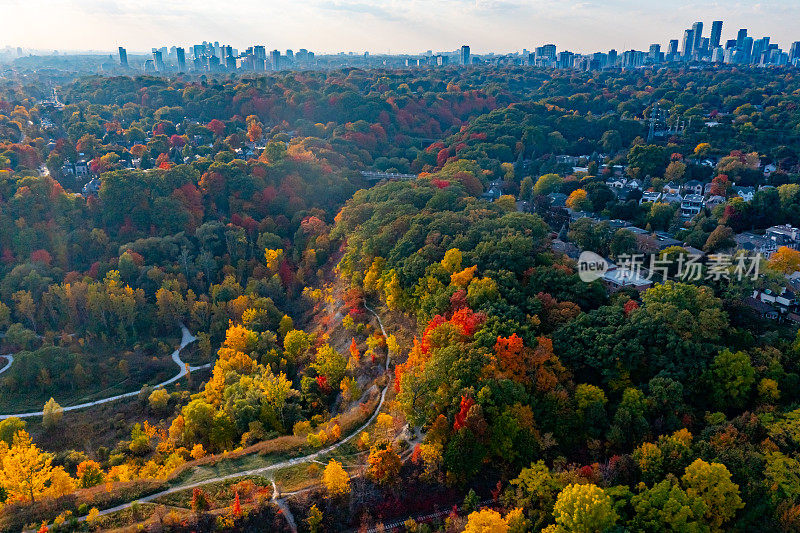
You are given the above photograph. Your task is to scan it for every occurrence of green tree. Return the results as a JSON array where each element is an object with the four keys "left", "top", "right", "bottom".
[
  {"left": 630, "top": 478, "right": 708, "bottom": 532},
  {"left": 709, "top": 350, "right": 755, "bottom": 409},
  {"left": 534, "top": 174, "right": 563, "bottom": 196}
]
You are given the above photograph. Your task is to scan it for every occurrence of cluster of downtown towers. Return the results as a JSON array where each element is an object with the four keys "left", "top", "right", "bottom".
[
  {"left": 115, "top": 20, "right": 800, "bottom": 74},
  {"left": 529, "top": 20, "right": 800, "bottom": 70}
]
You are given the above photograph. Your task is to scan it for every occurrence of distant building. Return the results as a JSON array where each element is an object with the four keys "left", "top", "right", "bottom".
[
  {"left": 118, "top": 47, "right": 128, "bottom": 68},
  {"left": 691, "top": 21, "right": 703, "bottom": 54},
  {"left": 682, "top": 29, "right": 695, "bottom": 58},
  {"left": 710, "top": 21, "right": 723, "bottom": 49},
  {"left": 176, "top": 47, "right": 186, "bottom": 72},
  {"left": 737, "top": 29, "right": 748, "bottom": 50},
  {"left": 271, "top": 49, "right": 281, "bottom": 70},
  {"left": 667, "top": 40, "right": 679, "bottom": 60},
  {"left": 460, "top": 45, "right": 471, "bottom": 66},
  {"left": 791, "top": 42, "right": 800, "bottom": 62},
  {"left": 152, "top": 50, "right": 165, "bottom": 72}
]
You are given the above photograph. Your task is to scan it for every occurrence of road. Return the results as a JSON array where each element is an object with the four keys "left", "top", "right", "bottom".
[
  {"left": 0, "top": 325, "right": 208, "bottom": 420},
  {"left": 74, "top": 304, "right": 393, "bottom": 522}
]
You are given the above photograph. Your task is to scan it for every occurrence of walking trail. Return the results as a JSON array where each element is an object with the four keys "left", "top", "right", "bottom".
[
  {"left": 0, "top": 325, "right": 208, "bottom": 420},
  {"left": 73, "top": 304, "right": 393, "bottom": 523}
]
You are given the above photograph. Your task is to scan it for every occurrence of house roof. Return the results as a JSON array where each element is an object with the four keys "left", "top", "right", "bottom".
[
  {"left": 682, "top": 194, "right": 704, "bottom": 203},
  {"left": 744, "top": 297, "right": 776, "bottom": 314}
]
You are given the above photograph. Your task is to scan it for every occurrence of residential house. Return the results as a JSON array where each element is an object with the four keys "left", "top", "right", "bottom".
[
  {"left": 600, "top": 164, "right": 626, "bottom": 176},
  {"left": 735, "top": 232, "right": 777, "bottom": 255},
  {"left": 602, "top": 267, "right": 653, "bottom": 292},
  {"left": 608, "top": 219, "right": 630, "bottom": 230},
  {"left": 681, "top": 180, "right": 704, "bottom": 195},
  {"left": 680, "top": 194, "right": 705, "bottom": 218},
  {"left": 660, "top": 193, "right": 683, "bottom": 205},
  {"left": 82, "top": 177, "right": 101, "bottom": 197},
  {"left": 731, "top": 186, "right": 755, "bottom": 202},
  {"left": 705, "top": 195, "right": 725, "bottom": 209},
  {"left": 766, "top": 225, "right": 800, "bottom": 248},
  {"left": 548, "top": 193, "right": 567, "bottom": 207},
  {"left": 556, "top": 155, "right": 580, "bottom": 165},
  {"left": 606, "top": 177, "right": 627, "bottom": 189},
  {"left": 75, "top": 159, "right": 89, "bottom": 177},
  {"left": 640, "top": 191, "right": 661, "bottom": 204},
  {"left": 753, "top": 287, "right": 799, "bottom": 316},
  {"left": 654, "top": 233, "right": 683, "bottom": 250},
  {"left": 764, "top": 163, "right": 778, "bottom": 177},
  {"left": 625, "top": 227, "right": 651, "bottom": 236},
  {"left": 627, "top": 179, "right": 643, "bottom": 190},
  {"left": 744, "top": 297, "right": 780, "bottom": 320},
  {"left": 662, "top": 182, "right": 681, "bottom": 195},
  {"left": 482, "top": 180, "right": 505, "bottom": 201}
]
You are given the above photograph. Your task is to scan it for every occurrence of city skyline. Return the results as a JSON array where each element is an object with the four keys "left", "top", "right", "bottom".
[{"left": 1, "top": 0, "right": 799, "bottom": 55}]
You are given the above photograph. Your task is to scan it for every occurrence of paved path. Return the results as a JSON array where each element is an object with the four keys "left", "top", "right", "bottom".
[
  {"left": 0, "top": 326, "right": 208, "bottom": 420},
  {"left": 74, "top": 304, "right": 393, "bottom": 522},
  {"left": 0, "top": 355, "right": 13, "bottom": 376}
]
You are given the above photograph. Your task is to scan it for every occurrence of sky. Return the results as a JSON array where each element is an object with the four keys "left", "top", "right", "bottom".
[{"left": 1, "top": 0, "right": 799, "bottom": 55}]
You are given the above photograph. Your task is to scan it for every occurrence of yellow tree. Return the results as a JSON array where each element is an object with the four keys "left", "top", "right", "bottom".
[
  {"left": 682, "top": 459, "right": 743, "bottom": 530},
  {"left": 551, "top": 483, "right": 618, "bottom": 533},
  {"left": 322, "top": 459, "right": 350, "bottom": 496},
  {"left": 464, "top": 509, "right": 509, "bottom": 533},
  {"left": 769, "top": 246, "right": 800, "bottom": 274},
  {"left": 566, "top": 189, "right": 591, "bottom": 211},
  {"left": 1, "top": 430, "right": 55, "bottom": 503}
]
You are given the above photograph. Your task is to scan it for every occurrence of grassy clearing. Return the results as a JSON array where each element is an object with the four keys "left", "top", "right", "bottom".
[{"left": 153, "top": 475, "right": 272, "bottom": 509}]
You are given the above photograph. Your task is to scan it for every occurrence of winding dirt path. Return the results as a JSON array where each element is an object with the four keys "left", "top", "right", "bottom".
[
  {"left": 0, "top": 326, "right": 208, "bottom": 420},
  {"left": 75, "top": 304, "right": 393, "bottom": 522}
]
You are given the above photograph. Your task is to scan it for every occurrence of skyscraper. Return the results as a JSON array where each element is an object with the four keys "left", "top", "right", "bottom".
[
  {"left": 649, "top": 44, "right": 661, "bottom": 63},
  {"left": 691, "top": 22, "right": 703, "bottom": 54},
  {"left": 742, "top": 36, "right": 754, "bottom": 63},
  {"left": 607, "top": 49, "right": 617, "bottom": 67},
  {"left": 152, "top": 49, "right": 165, "bottom": 72},
  {"left": 791, "top": 42, "right": 800, "bottom": 62},
  {"left": 118, "top": 47, "right": 128, "bottom": 68},
  {"left": 737, "top": 29, "right": 748, "bottom": 49},
  {"left": 271, "top": 49, "right": 281, "bottom": 71},
  {"left": 667, "top": 40, "right": 679, "bottom": 60},
  {"left": 176, "top": 47, "right": 186, "bottom": 72},
  {"left": 710, "top": 21, "right": 723, "bottom": 49},
  {"left": 682, "top": 29, "right": 695, "bottom": 58},
  {"left": 460, "top": 45, "right": 471, "bottom": 66}
]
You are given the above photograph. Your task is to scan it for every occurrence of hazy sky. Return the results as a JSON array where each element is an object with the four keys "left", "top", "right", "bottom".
[{"left": 1, "top": 0, "right": 799, "bottom": 54}]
